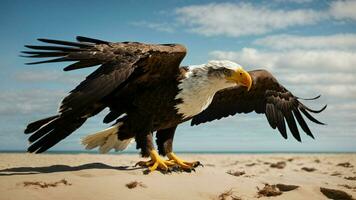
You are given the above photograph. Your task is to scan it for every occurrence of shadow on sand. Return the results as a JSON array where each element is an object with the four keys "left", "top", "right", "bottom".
[{"left": 0, "top": 162, "right": 144, "bottom": 176}]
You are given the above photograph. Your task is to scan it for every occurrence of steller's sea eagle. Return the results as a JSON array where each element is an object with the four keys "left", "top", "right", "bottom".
[{"left": 22, "top": 36, "right": 326, "bottom": 172}]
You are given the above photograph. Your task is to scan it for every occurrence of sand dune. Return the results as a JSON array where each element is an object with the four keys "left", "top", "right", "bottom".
[{"left": 0, "top": 153, "right": 355, "bottom": 200}]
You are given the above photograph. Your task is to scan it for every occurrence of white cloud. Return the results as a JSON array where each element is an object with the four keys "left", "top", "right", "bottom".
[
  {"left": 175, "top": 3, "right": 325, "bottom": 37},
  {"left": 312, "top": 84, "right": 356, "bottom": 98},
  {"left": 130, "top": 21, "right": 175, "bottom": 33},
  {"left": 330, "top": 0, "right": 356, "bottom": 20},
  {"left": 210, "top": 48, "right": 276, "bottom": 70},
  {"left": 328, "top": 102, "right": 356, "bottom": 112},
  {"left": 210, "top": 48, "right": 356, "bottom": 72},
  {"left": 0, "top": 89, "right": 66, "bottom": 115},
  {"left": 254, "top": 34, "right": 356, "bottom": 50},
  {"left": 280, "top": 72, "right": 356, "bottom": 85}
]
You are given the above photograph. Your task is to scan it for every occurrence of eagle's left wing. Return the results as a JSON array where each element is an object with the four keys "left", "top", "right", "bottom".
[{"left": 191, "top": 69, "right": 326, "bottom": 141}]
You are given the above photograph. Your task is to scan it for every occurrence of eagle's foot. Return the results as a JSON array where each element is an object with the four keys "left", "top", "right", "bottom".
[
  {"left": 167, "top": 152, "right": 202, "bottom": 172},
  {"left": 135, "top": 150, "right": 175, "bottom": 172}
]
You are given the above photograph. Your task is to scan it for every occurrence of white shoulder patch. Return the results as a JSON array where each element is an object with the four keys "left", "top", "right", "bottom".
[
  {"left": 175, "top": 60, "right": 242, "bottom": 119},
  {"left": 175, "top": 69, "right": 215, "bottom": 118}
]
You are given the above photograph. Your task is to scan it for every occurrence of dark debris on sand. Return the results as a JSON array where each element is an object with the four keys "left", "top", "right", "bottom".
[
  {"left": 257, "top": 184, "right": 282, "bottom": 197},
  {"left": 337, "top": 162, "right": 354, "bottom": 168},
  {"left": 23, "top": 179, "right": 71, "bottom": 188},
  {"left": 125, "top": 181, "right": 147, "bottom": 189},
  {"left": 257, "top": 183, "right": 299, "bottom": 198},
  {"left": 345, "top": 176, "right": 356, "bottom": 181},
  {"left": 320, "top": 187, "right": 354, "bottom": 200},
  {"left": 301, "top": 167, "right": 317, "bottom": 172},
  {"left": 227, "top": 170, "right": 246, "bottom": 177},
  {"left": 270, "top": 161, "right": 286, "bottom": 169}
]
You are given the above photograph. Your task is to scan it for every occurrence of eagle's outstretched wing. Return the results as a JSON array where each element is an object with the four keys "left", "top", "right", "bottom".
[
  {"left": 23, "top": 36, "right": 186, "bottom": 114},
  {"left": 22, "top": 36, "right": 186, "bottom": 153},
  {"left": 191, "top": 70, "right": 326, "bottom": 141}
]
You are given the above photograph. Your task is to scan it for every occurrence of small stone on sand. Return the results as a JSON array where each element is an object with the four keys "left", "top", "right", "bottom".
[
  {"left": 270, "top": 161, "right": 286, "bottom": 169},
  {"left": 276, "top": 184, "right": 299, "bottom": 192},
  {"left": 320, "top": 187, "right": 353, "bottom": 200}
]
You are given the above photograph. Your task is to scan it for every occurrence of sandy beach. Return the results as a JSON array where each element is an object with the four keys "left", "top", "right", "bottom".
[{"left": 0, "top": 153, "right": 355, "bottom": 200}]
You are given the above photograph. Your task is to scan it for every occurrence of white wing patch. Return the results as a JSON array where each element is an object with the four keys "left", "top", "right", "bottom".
[{"left": 175, "top": 70, "right": 215, "bottom": 118}]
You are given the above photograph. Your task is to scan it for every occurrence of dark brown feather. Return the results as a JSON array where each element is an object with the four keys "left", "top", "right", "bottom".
[
  {"left": 284, "top": 110, "right": 301, "bottom": 142},
  {"left": 24, "top": 115, "right": 59, "bottom": 134},
  {"left": 293, "top": 109, "right": 314, "bottom": 139}
]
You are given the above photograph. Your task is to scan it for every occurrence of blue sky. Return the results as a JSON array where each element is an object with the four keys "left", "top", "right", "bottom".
[{"left": 0, "top": 0, "right": 355, "bottom": 152}]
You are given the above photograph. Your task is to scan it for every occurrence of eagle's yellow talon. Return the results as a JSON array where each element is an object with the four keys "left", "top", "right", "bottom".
[
  {"left": 167, "top": 152, "right": 201, "bottom": 170},
  {"left": 149, "top": 161, "right": 160, "bottom": 171},
  {"left": 137, "top": 150, "right": 175, "bottom": 172}
]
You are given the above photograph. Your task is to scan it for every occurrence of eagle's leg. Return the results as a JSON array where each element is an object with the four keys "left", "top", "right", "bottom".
[
  {"left": 135, "top": 132, "right": 174, "bottom": 172},
  {"left": 156, "top": 126, "right": 201, "bottom": 171}
]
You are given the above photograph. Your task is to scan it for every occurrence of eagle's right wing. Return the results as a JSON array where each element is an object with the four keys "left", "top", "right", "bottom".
[{"left": 23, "top": 36, "right": 187, "bottom": 114}]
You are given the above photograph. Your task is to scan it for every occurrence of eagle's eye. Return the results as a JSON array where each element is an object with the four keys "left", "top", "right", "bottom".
[
  {"left": 223, "top": 68, "right": 230, "bottom": 74},
  {"left": 240, "top": 72, "right": 242, "bottom": 76}
]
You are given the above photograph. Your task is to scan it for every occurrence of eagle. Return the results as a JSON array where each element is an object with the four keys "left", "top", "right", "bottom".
[{"left": 22, "top": 36, "right": 326, "bottom": 172}]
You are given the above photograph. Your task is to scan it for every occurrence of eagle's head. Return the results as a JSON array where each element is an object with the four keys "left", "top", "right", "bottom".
[
  {"left": 177, "top": 60, "right": 253, "bottom": 117},
  {"left": 203, "top": 60, "right": 252, "bottom": 91}
]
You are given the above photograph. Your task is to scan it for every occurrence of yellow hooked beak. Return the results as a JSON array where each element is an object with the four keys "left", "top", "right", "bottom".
[{"left": 226, "top": 68, "right": 252, "bottom": 91}]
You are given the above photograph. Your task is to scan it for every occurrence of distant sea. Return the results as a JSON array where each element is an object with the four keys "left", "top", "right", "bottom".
[{"left": 0, "top": 150, "right": 355, "bottom": 154}]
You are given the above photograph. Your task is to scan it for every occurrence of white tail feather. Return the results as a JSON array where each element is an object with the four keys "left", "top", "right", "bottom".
[{"left": 81, "top": 122, "right": 133, "bottom": 154}]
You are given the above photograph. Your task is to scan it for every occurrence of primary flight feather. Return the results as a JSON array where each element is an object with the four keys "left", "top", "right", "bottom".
[{"left": 22, "top": 36, "right": 326, "bottom": 172}]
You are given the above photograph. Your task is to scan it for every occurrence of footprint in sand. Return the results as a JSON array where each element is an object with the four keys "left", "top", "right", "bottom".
[
  {"left": 330, "top": 172, "right": 342, "bottom": 177},
  {"left": 226, "top": 170, "right": 245, "bottom": 177},
  {"left": 339, "top": 184, "right": 356, "bottom": 191},
  {"left": 337, "top": 162, "right": 354, "bottom": 168},
  {"left": 301, "top": 167, "right": 317, "bottom": 172},
  {"left": 216, "top": 189, "right": 241, "bottom": 200},
  {"left": 22, "top": 179, "right": 72, "bottom": 189},
  {"left": 245, "top": 163, "right": 256, "bottom": 167},
  {"left": 75, "top": 172, "right": 94, "bottom": 178}
]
